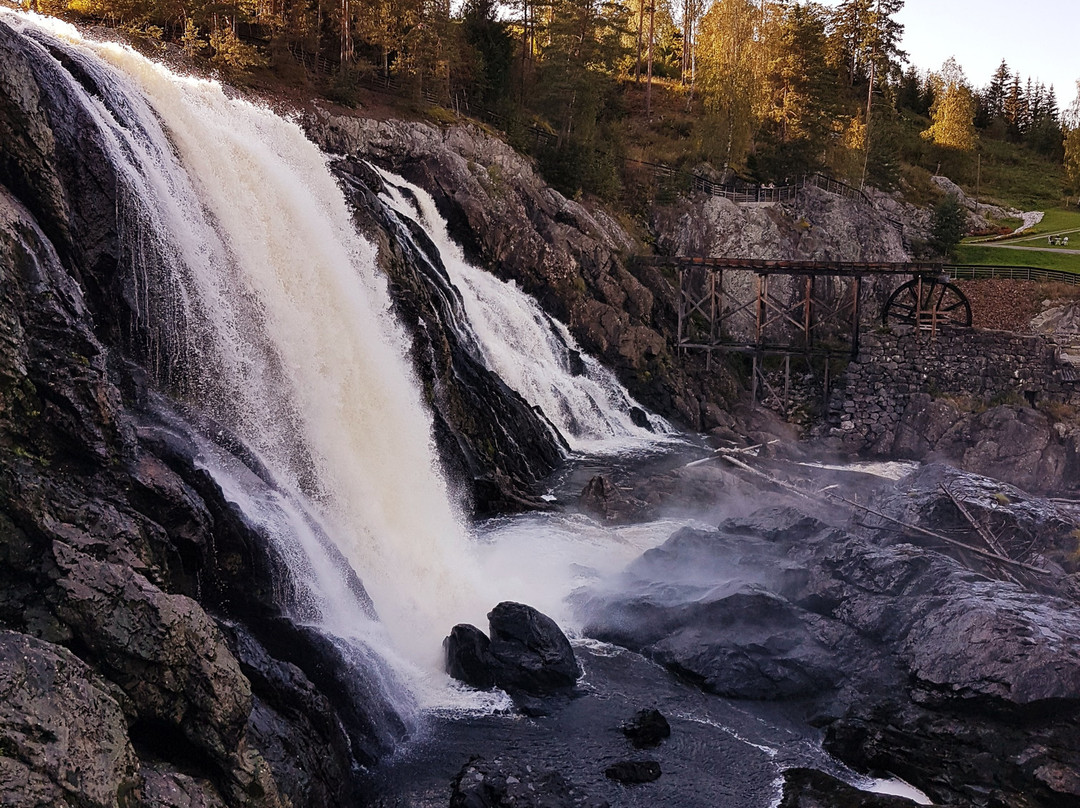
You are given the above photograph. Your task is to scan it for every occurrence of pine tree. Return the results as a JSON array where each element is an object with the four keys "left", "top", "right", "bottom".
[
  {"left": 1003, "top": 74, "right": 1024, "bottom": 140},
  {"left": 930, "top": 195, "right": 967, "bottom": 257},
  {"left": 1063, "top": 82, "right": 1080, "bottom": 203},
  {"left": 754, "top": 2, "right": 835, "bottom": 180},
  {"left": 984, "top": 59, "right": 1010, "bottom": 120}
]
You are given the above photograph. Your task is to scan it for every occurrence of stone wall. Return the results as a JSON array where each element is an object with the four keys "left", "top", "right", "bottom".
[{"left": 830, "top": 327, "right": 1080, "bottom": 453}]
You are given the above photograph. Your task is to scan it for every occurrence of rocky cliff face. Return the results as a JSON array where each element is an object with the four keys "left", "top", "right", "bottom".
[
  {"left": 331, "top": 159, "right": 566, "bottom": 513},
  {"left": 0, "top": 19, "right": 408, "bottom": 807},
  {"left": 652, "top": 185, "right": 911, "bottom": 263}
]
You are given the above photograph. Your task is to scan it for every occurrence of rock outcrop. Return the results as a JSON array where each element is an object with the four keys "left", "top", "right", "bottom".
[
  {"left": 444, "top": 602, "right": 581, "bottom": 702},
  {"left": 332, "top": 159, "right": 566, "bottom": 513},
  {"left": 450, "top": 756, "right": 609, "bottom": 808},
  {"left": 652, "top": 185, "right": 910, "bottom": 262}
]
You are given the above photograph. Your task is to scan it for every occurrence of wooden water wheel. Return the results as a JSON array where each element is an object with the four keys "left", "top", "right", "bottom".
[{"left": 882, "top": 276, "right": 972, "bottom": 330}]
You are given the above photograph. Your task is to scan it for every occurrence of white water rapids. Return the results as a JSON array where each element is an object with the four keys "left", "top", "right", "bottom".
[{"left": 3, "top": 11, "right": 678, "bottom": 710}]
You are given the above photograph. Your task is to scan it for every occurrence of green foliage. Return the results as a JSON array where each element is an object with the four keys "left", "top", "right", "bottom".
[
  {"left": 461, "top": 0, "right": 513, "bottom": 107},
  {"left": 538, "top": 136, "right": 623, "bottom": 201},
  {"left": 921, "top": 58, "right": 976, "bottom": 151},
  {"left": 41, "top": 0, "right": 1073, "bottom": 220},
  {"left": 1066, "top": 126, "right": 1080, "bottom": 204},
  {"left": 696, "top": 0, "right": 759, "bottom": 168},
  {"left": 930, "top": 195, "right": 966, "bottom": 257},
  {"left": 210, "top": 23, "right": 267, "bottom": 73}
]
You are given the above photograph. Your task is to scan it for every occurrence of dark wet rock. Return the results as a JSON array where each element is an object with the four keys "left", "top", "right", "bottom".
[
  {"left": 580, "top": 498, "right": 1080, "bottom": 806},
  {"left": 579, "top": 474, "right": 651, "bottom": 523},
  {"left": 444, "top": 603, "right": 580, "bottom": 700},
  {"left": 582, "top": 515, "right": 848, "bottom": 700},
  {"left": 444, "top": 623, "right": 497, "bottom": 691},
  {"left": 141, "top": 764, "right": 228, "bottom": 808},
  {"left": 487, "top": 602, "right": 580, "bottom": 696},
  {"left": 779, "top": 769, "right": 926, "bottom": 808},
  {"left": 604, "top": 760, "right": 662, "bottom": 784},
  {"left": 620, "top": 708, "right": 670, "bottom": 748},
  {"left": 871, "top": 462, "right": 1080, "bottom": 580},
  {"left": 510, "top": 693, "right": 553, "bottom": 718},
  {"left": 450, "top": 756, "right": 608, "bottom": 808}
]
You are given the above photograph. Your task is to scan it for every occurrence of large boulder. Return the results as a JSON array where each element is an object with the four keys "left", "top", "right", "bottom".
[
  {"left": 444, "top": 602, "right": 580, "bottom": 698},
  {"left": 443, "top": 623, "right": 496, "bottom": 691},
  {"left": 487, "top": 602, "right": 581, "bottom": 695},
  {"left": 580, "top": 517, "right": 849, "bottom": 701}
]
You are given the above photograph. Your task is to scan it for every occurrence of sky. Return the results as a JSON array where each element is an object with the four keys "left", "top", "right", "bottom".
[{"left": 893, "top": 0, "right": 1079, "bottom": 104}]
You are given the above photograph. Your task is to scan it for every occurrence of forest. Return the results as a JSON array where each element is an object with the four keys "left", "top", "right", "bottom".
[{"left": 18, "top": 0, "right": 1080, "bottom": 205}]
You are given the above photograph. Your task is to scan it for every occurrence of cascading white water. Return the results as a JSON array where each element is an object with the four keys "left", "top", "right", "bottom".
[
  {"left": 7, "top": 11, "right": 496, "bottom": 693},
  {"left": 374, "top": 169, "right": 675, "bottom": 454}
]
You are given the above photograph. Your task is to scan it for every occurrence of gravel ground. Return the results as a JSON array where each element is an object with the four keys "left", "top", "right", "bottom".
[{"left": 955, "top": 280, "right": 1080, "bottom": 332}]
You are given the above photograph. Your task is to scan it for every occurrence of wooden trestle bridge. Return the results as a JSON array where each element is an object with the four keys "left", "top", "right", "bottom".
[{"left": 639, "top": 257, "right": 975, "bottom": 408}]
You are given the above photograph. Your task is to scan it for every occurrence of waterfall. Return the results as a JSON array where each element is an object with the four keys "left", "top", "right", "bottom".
[
  {"left": 6, "top": 12, "right": 494, "bottom": 694},
  {"left": 374, "top": 168, "right": 675, "bottom": 454}
]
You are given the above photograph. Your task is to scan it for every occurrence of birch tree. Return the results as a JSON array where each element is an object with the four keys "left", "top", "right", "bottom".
[
  {"left": 922, "top": 57, "right": 977, "bottom": 151},
  {"left": 696, "top": 0, "right": 761, "bottom": 167}
]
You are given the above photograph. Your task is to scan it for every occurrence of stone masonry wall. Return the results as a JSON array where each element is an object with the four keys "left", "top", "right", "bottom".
[{"left": 830, "top": 327, "right": 1080, "bottom": 452}]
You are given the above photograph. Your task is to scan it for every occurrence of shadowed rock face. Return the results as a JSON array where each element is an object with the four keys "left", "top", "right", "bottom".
[
  {"left": 332, "top": 160, "right": 566, "bottom": 514},
  {"left": 0, "top": 18, "right": 409, "bottom": 807}
]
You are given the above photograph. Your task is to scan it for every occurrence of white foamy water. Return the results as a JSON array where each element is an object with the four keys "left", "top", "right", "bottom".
[
  {"left": 373, "top": 167, "right": 675, "bottom": 454},
  {"left": 5, "top": 11, "right": 496, "bottom": 698}
]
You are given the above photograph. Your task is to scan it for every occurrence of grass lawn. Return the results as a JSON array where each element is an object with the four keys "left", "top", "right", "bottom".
[
  {"left": 952, "top": 244, "right": 1080, "bottom": 273},
  {"left": 973, "top": 138, "right": 1066, "bottom": 210}
]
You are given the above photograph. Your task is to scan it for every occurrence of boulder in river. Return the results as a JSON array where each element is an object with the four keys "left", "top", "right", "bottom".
[
  {"left": 604, "top": 760, "right": 662, "bottom": 784},
  {"left": 444, "top": 602, "right": 580, "bottom": 698},
  {"left": 620, "top": 708, "right": 671, "bottom": 748},
  {"left": 451, "top": 756, "right": 608, "bottom": 808}
]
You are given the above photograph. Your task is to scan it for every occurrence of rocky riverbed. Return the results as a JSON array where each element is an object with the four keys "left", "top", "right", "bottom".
[{"left": 355, "top": 450, "right": 1080, "bottom": 808}]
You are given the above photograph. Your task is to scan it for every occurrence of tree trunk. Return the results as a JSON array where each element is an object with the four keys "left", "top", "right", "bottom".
[
  {"left": 645, "top": 3, "right": 655, "bottom": 116},
  {"left": 635, "top": 0, "right": 645, "bottom": 82}
]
